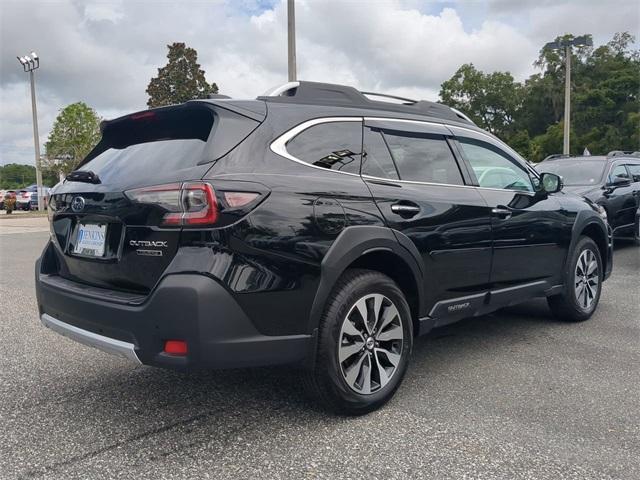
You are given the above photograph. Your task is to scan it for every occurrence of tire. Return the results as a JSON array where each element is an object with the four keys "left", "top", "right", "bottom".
[
  {"left": 547, "top": 236, "right": 603, "bottom": 322},
  {"left": 304, "top": 269, "right": 413, "bottom": 415}
]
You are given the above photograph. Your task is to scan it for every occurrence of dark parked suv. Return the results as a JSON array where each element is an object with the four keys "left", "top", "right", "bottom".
[
  {"left": 536, "top": 152, "right": 640, "bottom": 243},
  {"left": 36, "top": 82, "right": 612, "bottom": 414}
]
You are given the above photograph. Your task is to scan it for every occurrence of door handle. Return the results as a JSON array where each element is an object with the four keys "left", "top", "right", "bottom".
[
  {"left": 391, "top": 203, "right": 420, "bottom": 217},
  {"left": 491, "top": 207, "right": 513, "bottom": 219}
]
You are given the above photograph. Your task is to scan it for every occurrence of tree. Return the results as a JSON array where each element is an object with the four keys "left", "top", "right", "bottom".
[
  {"left": 439, "top": 64, "right": 523, "bottom": 138},
  {"left": 44, "top": 102, "right": 101, "bottom": 176},
  {"left": 146, "top": 42, "right": 218, "bottom": 108},
  {"left": 439, "top": 32, "right": 640, "bottom": 161},
  {"left": 0, "top": 163, "right": 58, "bottom": 189}
]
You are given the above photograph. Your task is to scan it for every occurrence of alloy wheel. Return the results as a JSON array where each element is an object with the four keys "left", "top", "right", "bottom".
[
  {"left": 338, "top": 293, "right": 404, "bottom": 395},
  {"left": 574, "top": 249, "right": 599, "bottom": 310}
]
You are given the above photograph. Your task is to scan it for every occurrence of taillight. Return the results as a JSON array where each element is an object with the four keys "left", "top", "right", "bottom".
[
  {"left": 223, "top": 192, "right": 259, "bottom": 208},
  {"left": 125, "top": 182, "right": 218, "bottom": 227}
]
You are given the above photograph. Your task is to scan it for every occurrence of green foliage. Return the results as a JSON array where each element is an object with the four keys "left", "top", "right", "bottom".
[
  {"left": 439, "top": 32, "right": 640, "bottom": 162},
  {"left": 44, "top": 102, "right": 101, "bottom": 176},
  {"left": 0, "top": 163, "right": 58, "bottom": 189},
  {"left": 440, "top": 64, "right": 523, "bottom": 136},
  {"left": 0, "top": 163, "right": 35, "bottom": 189},
  {"left": 146, "top": 42, "right": 218, "bottom": 108}
]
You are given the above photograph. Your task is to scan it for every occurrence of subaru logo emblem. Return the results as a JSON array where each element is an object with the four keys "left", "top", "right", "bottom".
[{"left": 71, "top": 196, "right": 85, "bottom": 212}]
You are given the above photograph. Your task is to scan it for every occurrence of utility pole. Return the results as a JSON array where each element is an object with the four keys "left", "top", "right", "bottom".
[
  {"left": 563, "top": 44, "right": 571, "bottom": 155},
  {"left": 287, "top": 0, "right": 297, "bottom": 81},
  {"left": 544, "top": 35, "right": 592, "bottom": 156},
  {"left": 17, "top": 52, "right": 44, "bottom": 211}
]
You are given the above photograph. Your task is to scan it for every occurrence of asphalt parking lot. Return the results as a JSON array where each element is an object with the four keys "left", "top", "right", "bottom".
[{"left": 1, "top": 229, "right": 638, "bottom": 480}]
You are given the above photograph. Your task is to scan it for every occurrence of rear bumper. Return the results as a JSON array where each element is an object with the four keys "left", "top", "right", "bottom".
[
  {"left": 41, "top": 313, "right": 141, "bottom": 364},
  {"left": 35, "top": 258, "right": 312, "bottom": 370}
]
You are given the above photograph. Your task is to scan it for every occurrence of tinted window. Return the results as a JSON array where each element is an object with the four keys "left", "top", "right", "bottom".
[
  {"left": 626, "top": 164, "right": 640, "bottom": 182},
  {"left": 459, "top": 139, "right": 533, "bottom": 192},
  {"left": 287, "top": 122, "right": 362, "bottom": 174},
  {"left": 80, "top": 107, "right": 215, "bottom": 184},
  {"left": 609, "top": 164, "right": 629, "bottom": 183},
  {"left": 81, "top": 140, "right": 206, "bottom": 185},
  {"left": 536, "top": 158, "right": 606, "bottom": 186},
  {"left": 362, "top": 127, "right": 399, "bottom": 179},
  {"left": 382, "top": 130, "right": 463, "bottom": 185}
]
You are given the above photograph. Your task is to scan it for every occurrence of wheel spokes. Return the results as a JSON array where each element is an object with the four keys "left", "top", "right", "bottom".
[
  {"left": 353, "top": 297, "right": 371, "bottom": 335},
  {"left": 376, "top": 323, "right": 403, "bottom": 342},
  {"left": 373, "top": 350, "right": 390, "bottom": 387},
  {"left": 376, "top": 347, "right": 401, "bottom": 368},
  {"left": 339, "top": 293, "right": 404, "bottom": 395},
  {"left": 361, "top": 355, "right": 372, "bottom": 394},
  {"left": 339, "top": 340, "right": 364, "bottom": 363},
  {"left": 344, "top": 352, "right": 367, "bottom": 389},
  {"left": 377, "top": 303, "right": 399, "bottom": 333},
  {"left": 341, "top": 318, "right": 364, "bottom": 342}
]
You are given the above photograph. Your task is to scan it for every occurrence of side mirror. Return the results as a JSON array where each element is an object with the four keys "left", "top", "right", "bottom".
[
  {"left": 608, "top": 175, "right": 632, "bottom": 188},
  {"left": 540, "top": 172, "right": 563, "bottom": 193}
]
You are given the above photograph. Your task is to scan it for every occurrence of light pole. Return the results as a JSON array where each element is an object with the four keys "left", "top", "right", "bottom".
[
  {"left": 16, "top": 52, "right": 44, "bottom": 211},
  {"left": 544, "top": 35, "right": 593, "bottom": 155},
  {"left": 287, "top": 0, "right": 297, "bottom": 81}
]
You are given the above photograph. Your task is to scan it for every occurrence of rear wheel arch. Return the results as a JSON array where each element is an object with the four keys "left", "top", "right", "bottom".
[{"left": 307, "top": 226, "right": 423, "bottom": 336}]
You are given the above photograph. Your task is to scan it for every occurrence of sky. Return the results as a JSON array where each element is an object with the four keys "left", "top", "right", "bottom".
[{"left": 1, "top": 0, "right": 638, "bottom": 166}]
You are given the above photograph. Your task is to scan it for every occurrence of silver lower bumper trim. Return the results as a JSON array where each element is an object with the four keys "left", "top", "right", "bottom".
[{"left": 41, "top": 313, "right": 142, "bottom": 364}]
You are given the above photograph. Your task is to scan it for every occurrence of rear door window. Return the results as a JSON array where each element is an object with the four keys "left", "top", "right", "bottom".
[
  {"left": 381, "top": 130, "right": 464, "bottom": 185},
  {"left": 286, "top": 121, "right": 362, "bottom": 174}
]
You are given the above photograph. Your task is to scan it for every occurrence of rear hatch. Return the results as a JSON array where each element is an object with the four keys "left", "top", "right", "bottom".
[{"left": 47, "top": 101, "right": 262, "bottom": 293}]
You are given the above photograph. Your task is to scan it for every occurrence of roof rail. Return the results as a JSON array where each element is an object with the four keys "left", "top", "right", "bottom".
[
  {"left": 607, "top": 150, "right": 640, "bottom": 158},
  {"left": 542, "top": 154, "right": 572, "bottom": 161},
  {"left": 258, "top": 81, "right": 474, "bottom": 125},
  {"left": 360, "top": 91, "right": 417, "bottom": 105}
]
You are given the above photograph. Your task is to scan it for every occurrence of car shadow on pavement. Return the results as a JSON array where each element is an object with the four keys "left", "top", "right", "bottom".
[
  {"left": 47, "top": 297, "right": 558, "bottom": 420},
  {"left": 21, "top": 294, "right": 607, "bottom": 478}
]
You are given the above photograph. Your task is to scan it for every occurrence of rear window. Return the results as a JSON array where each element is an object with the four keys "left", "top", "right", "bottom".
[{"left": 78, "top": 107, "right": 214, "bottom": 184}]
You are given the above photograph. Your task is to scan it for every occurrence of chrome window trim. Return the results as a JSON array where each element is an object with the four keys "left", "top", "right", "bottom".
[
  {"left": 269, "top": 116, "right": 363, "bottom": 177},
  {"left": 269, "top": 115, "right": 537, "bottom": 194}
]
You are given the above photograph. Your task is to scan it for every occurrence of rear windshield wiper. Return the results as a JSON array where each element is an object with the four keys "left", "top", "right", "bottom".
[{"left": 65, "top": 170, "right": 101, "bottom": 184}]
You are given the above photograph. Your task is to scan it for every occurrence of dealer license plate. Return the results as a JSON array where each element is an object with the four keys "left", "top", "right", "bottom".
[{"left": 74, "top": 223, "right": 107, "bottom": 257}]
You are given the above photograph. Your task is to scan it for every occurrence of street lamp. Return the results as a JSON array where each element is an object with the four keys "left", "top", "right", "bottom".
[
  {"left": 544, "top": 35, "right": 593, "bottom": 155},
  {"left": 16, "top": 51, "right": 44, "bottom": 211},
  {"left": 287, "top": 0, "right": 297, "bottom": 81}
]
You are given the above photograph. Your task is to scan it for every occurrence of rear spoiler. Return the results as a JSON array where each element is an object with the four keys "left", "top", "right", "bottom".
[{"left": 82, "top": 101, "right": 266, "bottom": 169}]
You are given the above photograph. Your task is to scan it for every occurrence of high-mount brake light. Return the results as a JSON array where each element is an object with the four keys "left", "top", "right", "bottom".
[
  {"left": 125, "top": 182, "right": 218, "bottom": 227},
  {"left": 130, "top": 111, "right": 156, "bottom": 121}
]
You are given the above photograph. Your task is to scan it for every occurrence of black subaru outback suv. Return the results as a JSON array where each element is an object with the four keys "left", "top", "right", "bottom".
[
  {"left": 536, "top": 152, "right": 640, "bottom": 243},
  {"left": 36, "top": 81, "right": 612, "bottom": 414}
]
